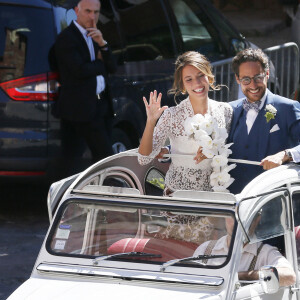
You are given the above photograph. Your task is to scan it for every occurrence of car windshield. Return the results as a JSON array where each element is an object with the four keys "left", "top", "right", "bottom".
[{"left": 48, "top": 199, "right": 235, "bottom": 268}]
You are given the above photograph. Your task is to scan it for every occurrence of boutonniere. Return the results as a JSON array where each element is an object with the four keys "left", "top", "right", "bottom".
[{"left": 264, "top": 104, "right": 277, "bottom": 123}]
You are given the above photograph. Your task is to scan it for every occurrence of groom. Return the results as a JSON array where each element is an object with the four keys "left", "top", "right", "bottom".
[{"left": 227, "top": 48, "right": 300, "bottom": 194}]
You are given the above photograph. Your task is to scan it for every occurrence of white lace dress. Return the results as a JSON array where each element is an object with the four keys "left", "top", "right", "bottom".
[{"left": 138, "top": 97, "right": 233, "bottom": 192}]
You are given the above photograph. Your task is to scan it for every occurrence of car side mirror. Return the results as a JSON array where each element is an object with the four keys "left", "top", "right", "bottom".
[{"left": 259, "top": 266, "right": 280, "bottom": 294}]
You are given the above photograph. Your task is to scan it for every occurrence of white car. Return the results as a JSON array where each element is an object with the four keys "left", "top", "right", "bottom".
[{"left": 7, "top": 150, "right": 300, "bottom": 300}]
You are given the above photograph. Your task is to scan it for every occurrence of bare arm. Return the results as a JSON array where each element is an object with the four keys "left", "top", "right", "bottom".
[
  {"left": 276, "top": 266, "right": 296, "bottom": 287},
  {"left": 260, "top": 151, "right": 292, "bottom": 170},
  {"left": 238, "top": 266, "right": 296, "bottom": 287},
  {"left": 139, "top": 91, "right": 168, "bottom": 156}
]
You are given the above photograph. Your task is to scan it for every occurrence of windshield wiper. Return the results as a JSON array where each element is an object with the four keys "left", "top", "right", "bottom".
[
  {"left": 93, "top": 252, "right": 162, "bottom": 265},
  {"left": 160, "top": 255, "right": 227, "bottom": 272}
]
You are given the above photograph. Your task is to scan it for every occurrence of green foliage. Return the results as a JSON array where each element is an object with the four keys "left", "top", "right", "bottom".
[
  {"left": 265, "top": 111, "right": 275, "bottom": 123},
  {"left": 148, "top": 177, "right": 165, "bottom": 190}
]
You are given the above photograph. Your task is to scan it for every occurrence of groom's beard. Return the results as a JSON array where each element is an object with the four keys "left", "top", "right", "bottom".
[{"left": 242, "top": 85, "right": 266, "bottom": 103}]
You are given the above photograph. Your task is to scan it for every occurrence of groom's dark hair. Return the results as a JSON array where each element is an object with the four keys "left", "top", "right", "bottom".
[{"left": 232, "top": 48, "right": 269, "bottom": 77}]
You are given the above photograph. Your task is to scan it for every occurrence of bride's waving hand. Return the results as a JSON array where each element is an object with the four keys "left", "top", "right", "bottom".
[
  {"left": 139, "top": 90, "right": 168, "bottom": 156},
  {"left": 143, "top": 90, "right": 168, "bottom": 124}
]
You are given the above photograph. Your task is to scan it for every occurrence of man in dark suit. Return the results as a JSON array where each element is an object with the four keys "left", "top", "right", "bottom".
[
  {"left": 228, "top": 48, "right": 300, "bottom": 194},
  {"left": 54, "top": 0, "right": 117, "bottom": 173}
]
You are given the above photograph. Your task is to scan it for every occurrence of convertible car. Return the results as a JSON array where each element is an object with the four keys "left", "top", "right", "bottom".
[{"left": 7, "top": 150, "right": 300, "bottom": 300}]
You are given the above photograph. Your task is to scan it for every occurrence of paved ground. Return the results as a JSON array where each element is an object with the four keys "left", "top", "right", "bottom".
[{"left": 0, "top": 184, "right": 49, "bottom": 300}]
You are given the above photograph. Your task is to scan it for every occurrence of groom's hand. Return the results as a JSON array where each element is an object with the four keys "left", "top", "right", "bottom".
[{"left": 260, "top": 151, "right": 286, "bottom": 170}]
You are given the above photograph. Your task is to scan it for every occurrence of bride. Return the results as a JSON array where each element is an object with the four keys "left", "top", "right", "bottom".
[
  {"left": 138, "top": 51, "right": 233, "bottom": 244},
  {"left": 138, "top": 51, "right": 233, "bottom": 195}
]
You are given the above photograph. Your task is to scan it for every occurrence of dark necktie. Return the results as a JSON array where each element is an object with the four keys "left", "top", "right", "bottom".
[{"left": 242, "top": 98, "right": 262, "bottom": 113}]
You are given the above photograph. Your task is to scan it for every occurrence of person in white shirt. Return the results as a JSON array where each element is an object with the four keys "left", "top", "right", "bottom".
[{"left": 193, "top": 217, "right": 296, "bottom": 287}]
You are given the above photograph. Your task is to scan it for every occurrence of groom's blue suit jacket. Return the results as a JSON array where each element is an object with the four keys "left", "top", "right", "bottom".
[{"left": 228, "top": 89, "right": 300, "bottom": 194}]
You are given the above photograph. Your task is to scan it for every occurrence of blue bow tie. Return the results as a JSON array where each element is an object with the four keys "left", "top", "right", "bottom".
[{"left": 242, "top": 99, "right": 262, "bottom": 113}]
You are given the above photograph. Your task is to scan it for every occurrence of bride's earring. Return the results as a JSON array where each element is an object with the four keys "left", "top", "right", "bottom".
[{"left": 182, "top": 89, "right": 186, "bottom": 94}]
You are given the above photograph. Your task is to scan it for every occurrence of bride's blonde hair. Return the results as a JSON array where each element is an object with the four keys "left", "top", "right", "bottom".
[{"left": 168, "top": 51, "right": 220, "bottom": 99}]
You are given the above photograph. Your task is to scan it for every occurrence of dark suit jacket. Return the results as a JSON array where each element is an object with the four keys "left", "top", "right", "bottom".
[
  {"left": 54, "top": 21, "right": 117, "bottom": 122},
  {"left": 228, "top": 89, "right": 300, "bottom": 193}
]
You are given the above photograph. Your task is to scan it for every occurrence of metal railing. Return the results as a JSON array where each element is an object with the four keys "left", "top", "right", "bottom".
[
  {"left": 210, "top": 57, "right": 237, "bottom": 103},
  {"left": 264, "top": 42, "right": 299, "bottom": 98},
  {"left": 209, "top": 42, "right": 299, "bottom": 102}
]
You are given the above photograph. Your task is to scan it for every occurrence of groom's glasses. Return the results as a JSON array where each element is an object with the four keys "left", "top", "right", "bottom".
[{"left": 239, "top": 73, "right": 266, "bottom": 85}]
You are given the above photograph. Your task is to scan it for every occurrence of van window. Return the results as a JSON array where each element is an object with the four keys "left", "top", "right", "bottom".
[
  {"left": 114, "top": 0, "right": 175, "bottom": 62},
  {"left": 169, "top": 0, "right": 224, "bottom": 60},
  {"left": 0, "top": 5, "right": 55, "bottom": 82}
]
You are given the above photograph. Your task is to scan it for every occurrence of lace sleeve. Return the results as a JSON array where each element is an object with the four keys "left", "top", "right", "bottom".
[
  {"left": 138, "top": 109, "right": 171, "bottom": 165},
  {"left": 224, "top": 103, "right": 233, "bottom": 134}
]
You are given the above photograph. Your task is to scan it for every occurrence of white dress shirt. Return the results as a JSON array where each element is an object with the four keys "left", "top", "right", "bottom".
[
  {"left": 74, "top": 21, "right": 105, "bottom": 94},
  {"left": 245, "top": 91, "right": 267, "bottom": 134},
  {"left": 193, "top": 235, "right": 292, "bottom": 271}
]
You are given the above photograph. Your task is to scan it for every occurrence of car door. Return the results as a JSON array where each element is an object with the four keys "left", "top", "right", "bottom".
[
  {"left": 290, "top": 186, "right": 300, "bottom": 299},
  {"left": 235, "top": 190, "right": 299, "bottom": 300}
]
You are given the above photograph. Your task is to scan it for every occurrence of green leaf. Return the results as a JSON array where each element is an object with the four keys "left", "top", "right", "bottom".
[{"left": 265, "top": 112, "right": 275, "bottom": 123}]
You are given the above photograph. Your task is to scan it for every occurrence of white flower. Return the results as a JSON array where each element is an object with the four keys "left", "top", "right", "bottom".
[
  {"left": 191, "top": 113, "right": 205, "bottom": 124},
  {"left": 184, "top": 118, "right": 194, "bottom": 136},
  {"left": 265, "top": 104, "right": 277, "bottom": 115},
  {"left": 218, "top": 146, "right": 232, "bottom": 157},
  {"left": 198, "top": 134, "right": 213, "bottom": 149},
  {"left": 212, "top": 138, "right": 225, "bottom": 151},
  {"left": 184, "top": 113, "right": 236, "bottom": 192},
  {"left": 213, "top": 127, "right": 228, "bottom": 140},
  {"left": 194, "top": 128, "right": 208, "bottom": 141},
  {"left": 211, "top": 155, "right": 228, "bottom": 168},
  {"left": 202, "top": 147, "right": 217, "bottom": 159},
  {"left": 210, "top": 170, "right": 234, "bottom": 189},
  {"left": 222, "top": 163, "right": 237, "bottom": 173},
  {"left": 264, "top": 104, "right": 277, "bottom": 123}
]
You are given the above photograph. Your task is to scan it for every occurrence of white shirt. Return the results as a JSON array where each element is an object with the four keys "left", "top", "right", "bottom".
[
  {"left": 193, "top": 235, "right": 292, "bottom": 271},
  {"left": 245, "top": 91, "right": 267, "bottom": 134},
  {"left": 74, "top": 21, "right": 105, "bottom": 94}
]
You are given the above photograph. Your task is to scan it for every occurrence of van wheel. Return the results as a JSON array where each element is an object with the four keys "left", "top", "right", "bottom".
[{"left": 112, "top": 128, "right": 133, "bottom": 154}]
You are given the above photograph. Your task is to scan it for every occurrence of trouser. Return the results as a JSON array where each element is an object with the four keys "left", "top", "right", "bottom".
[{"left": 60, "top": 114, "right": 113, "bottom": 177}]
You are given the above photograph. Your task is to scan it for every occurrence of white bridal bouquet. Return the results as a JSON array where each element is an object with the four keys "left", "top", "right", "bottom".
[{"left": 184, "top": 114, "right": 236, "bottom": 192}]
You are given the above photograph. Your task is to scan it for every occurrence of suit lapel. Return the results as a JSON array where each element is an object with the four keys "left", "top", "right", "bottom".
[
  {"left": 70, "top": 21, "right": 92, "bottom": 60},
  {"left": 229, "top": 101, "right": 244, "bottom": 142}
]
